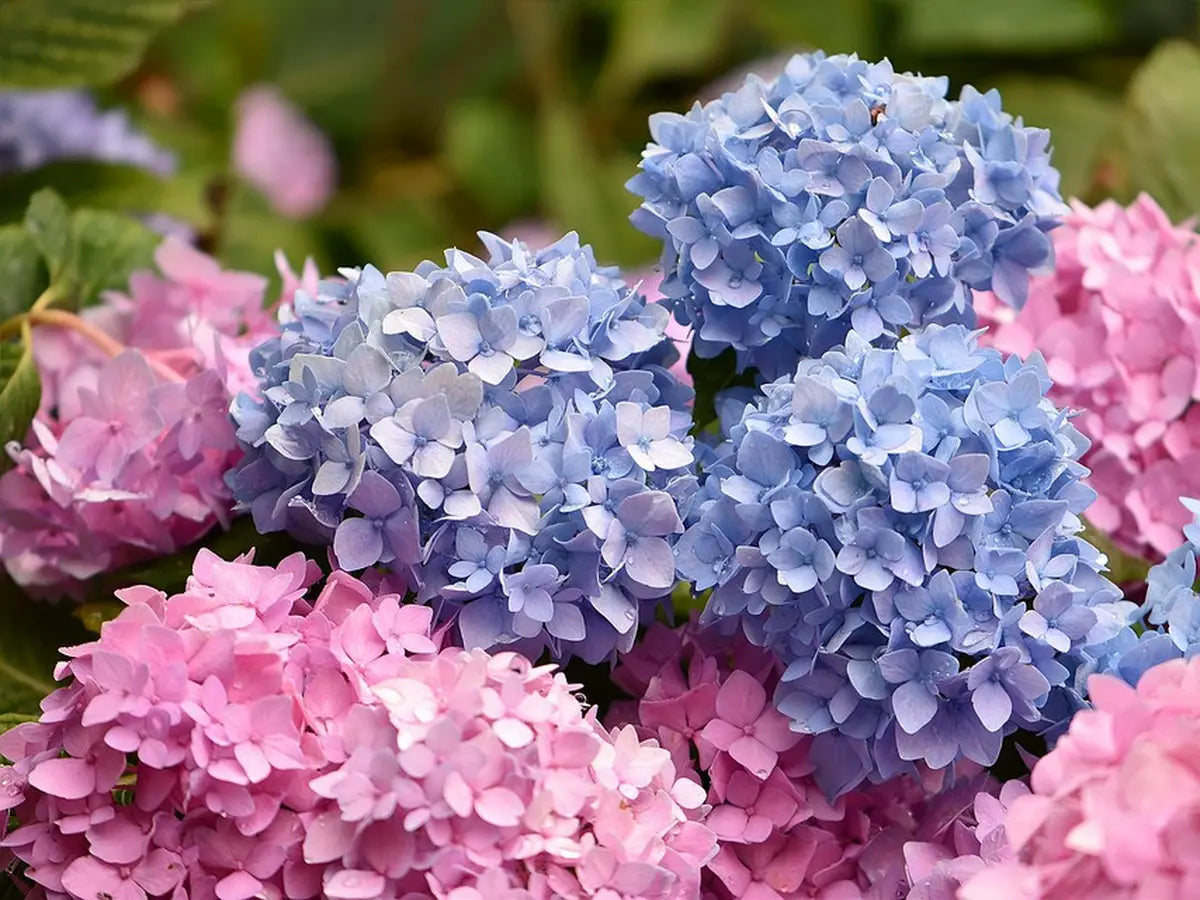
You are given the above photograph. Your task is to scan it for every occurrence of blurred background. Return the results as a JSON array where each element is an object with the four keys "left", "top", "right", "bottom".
[{"left": 5, "top": 0, "right": 1200, "bottom": 279}]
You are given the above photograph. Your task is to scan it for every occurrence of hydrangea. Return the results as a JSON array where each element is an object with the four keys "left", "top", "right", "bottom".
[
  {"left": 233, "top": 85, "right": 337, "bottom": 219},
  {"left": 628, "top": 51, "right": 1063, "bottom": 379},
  {"left": 0, "top": 238, "right": 313, "bottom": 596},
  {"left": 607, "top": 621, "right": 1004, "bottom": 899},
  {"left": 976, "top": 194, "right": 1200, "bottom": 557},
  {"left": 1083, "top": 496, "right": 1200, "bottom": 687},
  {"left": 947, "top": 656, "right": 1200, "bottom": 899},
  {"left": 0, "top": 551, "right": 714, "bottom": 900},
  {"left": 674, "top": 324, "right": 1133, "bottom": 789},
  {"left": 230, "top": 232, "right": 695, "bottom": 663},
  {"left": 0, "top": 89, "right": 174, "bottom": 175}
]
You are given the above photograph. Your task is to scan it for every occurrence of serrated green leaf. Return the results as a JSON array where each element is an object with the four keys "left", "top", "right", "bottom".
[
  {"left": 70, "top": 209, "right": 159, "bottom": 307},
  {"left": 0, "top": 573, "right": 86, "bottom": 716},
  {"left": 0, "top": 226, "right": 46, "bottom": 320},
  {"left": 24, "top": 189, "right": 73, "bottom": 281},
  {"left": 0, "top": 0, "right": 188, "bottom": 88},
  {"left": 0, "top": 323, "right": 41, "bottom": 475}
]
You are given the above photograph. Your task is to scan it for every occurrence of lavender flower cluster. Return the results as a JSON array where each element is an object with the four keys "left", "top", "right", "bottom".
[
  {"left": 0, "top": 89, "right": 175, "bottom": 175},
  {"left": 231, "top": 233, "right": 696, "bottom": 663},
  {"left": 628, "top": 51, "right": 1064, "bottom": 379},
  {"left": 675, "top": 324, "right": 1135, "bottom": 792}
]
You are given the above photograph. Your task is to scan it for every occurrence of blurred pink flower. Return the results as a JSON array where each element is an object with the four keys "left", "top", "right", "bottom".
[
  {"left": 233, "top": 85, "right": 336, "bottom": 218},
  {"left": 975, "top": 194, "right": 1200, "bottom": 558}
]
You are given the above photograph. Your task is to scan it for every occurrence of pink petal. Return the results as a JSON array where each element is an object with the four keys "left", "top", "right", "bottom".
[
  {"left": 716, "top": 671, "right": 767, "bottom": 726},
  {"left": 216, "top": 870, "right": 262, "bottom": 900},
  {"left": 28, "top": 756, "right": 95, "bottom": 800},
  {"left": 324, "top": 870, "right": 386, "bottom": 900},
  {"left": 729, "top": 735, "right": 778, "bottom": 780},
  {"left": 475, "top": 786, "right": 524, "bottom": 827}
]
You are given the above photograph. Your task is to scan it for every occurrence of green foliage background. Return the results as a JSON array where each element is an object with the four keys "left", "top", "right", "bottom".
[{"left": 4, "top": 0, "right": 1200, "bottom": 277}]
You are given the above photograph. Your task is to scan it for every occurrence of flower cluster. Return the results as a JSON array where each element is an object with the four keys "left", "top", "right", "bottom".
[
  {"left": 0, "top": 552, "right": 714, "bottom": 899},
  {"left": 231, "top": 232, "right": 695, "bottom": 662},
  {"left": 976, "top": 194, "right": 1200, "bottom": 557},
  {"left": 0, "top": 89, "right": 174, "bottom": 175},
  {"left": 675, "top": 324, "right": 1132, "bottom": 788},
  {"left": 942, "top": 656, "right": 1200, "bottom": 899},
  {"left": 628, "top": 50, "right": 1063, "bottom": 379},
  {"left": 0, "top": 238, "right": 312, "bottom": 595},
  {"left": 608, "top": 622, "right": 1003, "bottom": 898}
]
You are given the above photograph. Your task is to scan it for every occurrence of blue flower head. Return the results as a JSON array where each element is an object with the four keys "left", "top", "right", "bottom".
[
  {"left": 231, "top": 232, "right": 695, "bottom": 664},
  {"left": 629, "top": 52, "right": 1064, "bottom": 379},
  {"left": 675, "top": 324, "right": 1131, "bottom": 791}
]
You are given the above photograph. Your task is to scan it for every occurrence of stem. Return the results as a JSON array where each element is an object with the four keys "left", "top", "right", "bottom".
[{"left": 27, "top": 309, "right": 185, "bottom": 383}]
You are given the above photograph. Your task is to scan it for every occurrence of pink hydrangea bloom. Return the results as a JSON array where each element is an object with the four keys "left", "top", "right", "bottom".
[
  {"left": 0, "top": 551, "right": 714, "bottom": 899},
  {"left": 975, "top": 194, "right": 1200, "bottom": 557},
  {"left": 233, "top": 85, "right": 337, "bottom": 219},
  {"left": 609, "top": 623, "right": 999, "bottom": 900},
  {"left": 0, "top": 238, "right": 315, "bottom": 595},
  {"left": 953, "top": 657, "right": 1200, "bottom": 900}
]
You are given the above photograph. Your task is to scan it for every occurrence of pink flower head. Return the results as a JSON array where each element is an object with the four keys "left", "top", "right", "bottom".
[
  {"left": 0, "top": 551, "right": 713, "bottom": 899},
  {"left": 975, "top": 193, "right": 1200, "bottom": 557},
  {"left": 0, "top": 238, "right": 315, "bottom": 596},
  {"left": 956, "top": 657, "right": 1200, "bottom": 899},
  {"left": 607, "top": 622, "right": 1001, "bottom": 899},
  {"left": 233, "top": 84, "right": 337, "bottom": 219}
]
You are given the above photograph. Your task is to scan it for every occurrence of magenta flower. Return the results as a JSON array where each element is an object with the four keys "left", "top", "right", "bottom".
[{"left": 699, "top": 670, "right": 800, "bottom": 780}]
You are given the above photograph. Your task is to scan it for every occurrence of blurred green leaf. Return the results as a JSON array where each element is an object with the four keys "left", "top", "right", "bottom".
[
  {"left": 218, "top": 184, "right": 327, "bottom": 278},
  {"left": 1121, "top": 40, "right": 1200, "bottom": 219},
  {"left": 0, "top": 0, "right": 188, "bottom": 88},
  {"left": 749, "top": 0, "right": 874, "bottom": 56},
  {"left": 24, "top": 190, "right": 73, "bottom": 282},
  {"left": 444, "top": 101, "right": 537, "bottom": 224},
  {"left": 0, "top": 323, "right": 41, "bottom": 476},
  {"left": 0, "top": 712, "right": 36, "bottom": 734},
  {"left": 70, "top": 209, "right": 160, "bottom": 306},
  {"left": 989, "top": 78, "right": 1119, "bottom": 198},
  {"left": 0, "top": 228, "right": 46, "bottom": 320},
  {"left": 539, "top": 101, "right": 654, "bottom": 265},
  {"left": 897, "top": 0, "right": 1116, "bottom": 51},
  {"left": 597, "top": 0, "right": 730, "bottom": 101},
  {"left": 0, "top": 573, "right": 85, "bottom": 716}
]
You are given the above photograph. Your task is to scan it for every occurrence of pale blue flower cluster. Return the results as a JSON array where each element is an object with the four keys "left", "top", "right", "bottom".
[
  {"left": 1085, "top": 499, "right": 1200, "bottom": 688},
  {"left": 675, "top": 324, "right": 1133, "bottom": 794},
  {"left": 628, "top": 51, "right": 1064, "bottom": 379},
  {"left": 0, "top": 89, "right": 175, "bottom": 175},
  {"left": 231, "top": 233, "right": 696, "bottom": 663}
]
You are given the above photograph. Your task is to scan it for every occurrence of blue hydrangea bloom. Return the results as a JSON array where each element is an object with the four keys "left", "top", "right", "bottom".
[
  {"left": 1080, "top": 498, "right": 1200, "bottom": 688},
  {"left": 629, "top": 52, "right": 1064, "bottom": 379},
  {"left": 231, "top": 232, "right": 696, "bottom": 664},
  {"left": 0, "top": 89, "right": 174, "bottom": 175},
  {"left": 674, "top": 324, "right": 1133, "bottom": 793}
]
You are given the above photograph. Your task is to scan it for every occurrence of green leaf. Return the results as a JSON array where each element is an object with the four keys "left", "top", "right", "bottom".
[
  {"left": 0, "top": 226, "right": 46, "bottom": 320},
  {"left": 444, "top": 101, "right": 537, "bottom": 224},
  {"left": 0, "top": 0, "right": 188, "bottom": 88},
  {"left": 70, "top": 209, "right": 159, "bottom": 308},
  {"left": 0, "top": 323, "right": 41, "bottom": 475},
  {"left": 686, "top": 347, "right": 757, "bottom": 435},
  {"left": 748, "top": 0, "right": 874, "bottom": 57},
  {"left": 24, "top": 189, "right": 73, "bottom": 281},
  {"left": 897, "top": 0, "right": 1116, "bottom": 52},
  {"left": 596, "top": 0, "right": 729, "bottom": 101},
  {"left": 0, "top": 573, "right": 86, "bottom": 716},
  {"left": 1120, "top": 40, "right": 1200, "bottom": 221}
]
